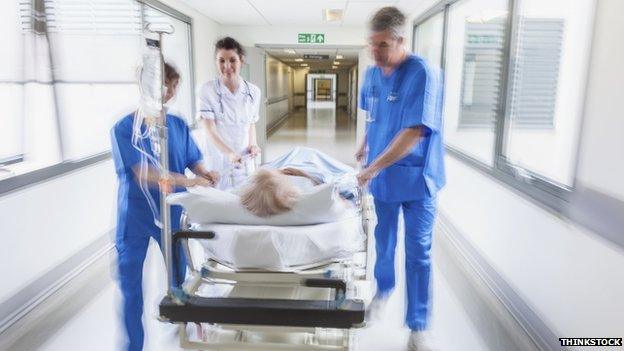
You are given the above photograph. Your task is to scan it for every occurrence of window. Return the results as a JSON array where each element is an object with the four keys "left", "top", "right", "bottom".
[
  {"left": 503, "top": 0, "right": 594, "bottom": 187},
  {"left": 1, "top": 0, "right": 195, "bottom": 183},
  {"left": 412, "top": 0, "right": 596, "bottom": 200},
  {"left": 443, "top": 0, "right": 509, "bottom": 165},
  {"left": 413, "top": 11, "right": 445, "bottom": 69},
  {"left": 1, "top": 1, "right": 62, "bottom": 175}
]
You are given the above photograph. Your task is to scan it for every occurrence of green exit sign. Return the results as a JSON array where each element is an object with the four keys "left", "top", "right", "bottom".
[{"left": 298, "top": 33, "right": 325, "bottom": 44}]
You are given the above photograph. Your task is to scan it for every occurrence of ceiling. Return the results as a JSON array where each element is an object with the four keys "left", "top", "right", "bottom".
[
  {"left": 176, "top": 0, "right": 424, "bottom": 26},
  {"left": 263, "top": 46, "right": 360, "bottom": 70}
]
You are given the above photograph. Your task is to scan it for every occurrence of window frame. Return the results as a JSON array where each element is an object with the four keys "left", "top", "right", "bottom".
[{"left": 0, "top": 0, "right": 196, "bottom": 196}]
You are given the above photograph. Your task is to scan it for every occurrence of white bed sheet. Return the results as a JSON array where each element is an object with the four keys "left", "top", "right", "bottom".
[{"left": 191, "top": 215, "right": 365, "bottom": 271}]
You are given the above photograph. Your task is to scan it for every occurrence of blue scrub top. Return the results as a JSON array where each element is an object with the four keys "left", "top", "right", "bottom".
[
  {"left": 110, "top": 113, "right": 203, "bottom": 236},
  {"left": 360, "top": 54, "right": 445, "bottom": 202}
]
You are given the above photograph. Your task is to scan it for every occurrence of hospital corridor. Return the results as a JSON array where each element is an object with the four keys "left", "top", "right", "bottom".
[{"left": 1, "top": 1, "right": 623, "bottom": 351}]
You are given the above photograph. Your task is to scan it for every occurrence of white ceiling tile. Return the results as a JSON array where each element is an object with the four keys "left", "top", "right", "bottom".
[
  {"left": 342, "top": 1, "right": 396, "bottom": 26},
  {"left": 251, "top": 0, "right": 347, "bottom": 26},
  {"left": 177, "top": 0, "right": 267, "bottom": 25}
]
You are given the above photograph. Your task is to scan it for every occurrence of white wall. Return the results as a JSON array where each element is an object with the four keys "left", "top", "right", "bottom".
[
  {"left": 159, "top": 0, "right": 221, "bottom": 88},
  {"left": 337, "top": 69, "right": 350, "bottom": 108},
  {"left": 408, "top": 0, "right": 624, "bottom": 337},
  {"left": 218, "top": 26, "right": 366, "bottom": 47},
  {"left": 0, "top": 161, "right": 117, "bottom": 303},
  {"left": 293, "top": 68, "right": 309, "bottom": 108},
  {"left": 243, "top": 46, "right": 269, "bottom": 153},
  {"left": 265, "top": 55, "right": 292, "bottom": 127},
  {"left": 356, "top": 47, "right": 373, "bottom": 145},
  {"left": 575, "top": 0, "right": 624, "bottom": 201}
]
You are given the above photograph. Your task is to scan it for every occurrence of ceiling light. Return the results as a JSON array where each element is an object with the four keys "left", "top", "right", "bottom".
[
  {"left": 301, "top": 63, "right": 308, "bottom": 67},
  {"left": 336, "top": 55, "right": 343, "bottom": 59},
  {"left": 323, "top": 9, "right": 343, "bottom": 22},
  {"left": 283, "top": 49, "right": 296, "bottom": 55},
  {"left": 332, "top": 66, "right": 338, "bottom": 69},
  {"left": 295, "top": 58, "right": 304, "bottom": 62},
  {"left": 333, "top": 61, "right": 340, "bottom": 65}
]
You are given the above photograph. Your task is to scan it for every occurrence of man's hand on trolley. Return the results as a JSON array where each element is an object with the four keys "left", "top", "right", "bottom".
[
  {"left": 356, "top": 165, "right": 380, "bottom": 187},
  {"left": 196, "top": 170, "right": 220, "bottom": 186}
]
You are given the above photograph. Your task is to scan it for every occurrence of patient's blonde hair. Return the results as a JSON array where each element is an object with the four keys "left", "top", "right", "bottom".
[{"left": 240, "top": 169, "right": 300, "bottom": 217}]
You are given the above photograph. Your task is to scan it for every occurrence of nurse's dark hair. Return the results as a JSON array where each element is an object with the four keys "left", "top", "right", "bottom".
[
  {"left": 215, "top": 36, "right": 246, "bottom": 58},
  {"left": 164, "top": 62, "right": 180, "bottom": 83},
  {"left": 369, "top": 6, "right": 406, "bottom": 38}
]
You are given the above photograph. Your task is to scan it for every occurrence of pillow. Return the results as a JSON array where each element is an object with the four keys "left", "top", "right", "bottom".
[{"left": 167, "top": 183, "right": 354, "bottom": 226}]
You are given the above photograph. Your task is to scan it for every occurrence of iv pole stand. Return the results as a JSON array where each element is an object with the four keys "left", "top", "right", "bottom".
[{"left": 145, "top": 23, "right": 178, "bottom": 300}]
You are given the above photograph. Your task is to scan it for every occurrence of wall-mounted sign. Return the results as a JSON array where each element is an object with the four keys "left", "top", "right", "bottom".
[
  {"left": 298, "top": 33, "right": 325, "bottom": 44},
  {"left": 303, "top": 54, "right": 329, "bottom": 60}
]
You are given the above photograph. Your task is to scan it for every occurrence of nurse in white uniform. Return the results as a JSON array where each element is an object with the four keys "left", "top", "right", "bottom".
[{"left": 199, "top": 37, "right": 261, "bottom": 189}]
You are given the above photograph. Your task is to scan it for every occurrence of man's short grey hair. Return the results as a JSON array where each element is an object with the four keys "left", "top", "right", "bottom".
[{"left": 369, "top": 6, "right": 407, "bottom": 38}]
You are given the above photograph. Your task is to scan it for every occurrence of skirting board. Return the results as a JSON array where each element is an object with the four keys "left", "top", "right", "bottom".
[
  {"left": 266, "top": 111, "right": 291, "bottom": 137},
  {"left": 0, "top": 231, "right": 114, "bottom": 344},
  {"left": 435, "top": 211, "right": 560, "bottom": 351}
]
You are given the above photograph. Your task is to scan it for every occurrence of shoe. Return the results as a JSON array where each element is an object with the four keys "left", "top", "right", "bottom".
[
  {"left": 365, "top": 293, "right": 389, "bottom": 322},
  {"left": 407, "top": 330, "right": 437, "bottom": 351}
]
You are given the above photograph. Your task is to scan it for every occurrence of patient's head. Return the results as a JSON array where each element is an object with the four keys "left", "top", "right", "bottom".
[{"left": 240, "top": 169, "right": 300, "bottom": 217}]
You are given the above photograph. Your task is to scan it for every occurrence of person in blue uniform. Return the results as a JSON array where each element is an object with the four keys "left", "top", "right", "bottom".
[
  {"left": 111, "top": 62, "right": 219, "bottom": 351},
  {"left": 356, "top": 7, "right": 445, "bottom": 351}
]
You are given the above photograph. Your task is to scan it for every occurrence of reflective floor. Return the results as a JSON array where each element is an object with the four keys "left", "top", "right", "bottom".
[
  {"left": 265, "top": 107, "right": 358, "bottom": 165},
  {"left": 28, "top": 108, "right": 486, "bottom": 351}
]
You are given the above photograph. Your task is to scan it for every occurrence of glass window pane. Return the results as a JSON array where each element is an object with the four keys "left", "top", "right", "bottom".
[
  {"left": 1, "top": 1, "right": 24, "bottom": 165},
  {"left": 443, "top": 0, "right": 509, "bottom": 165},
  {"left": 503, "top": 0, "right": 595, "bottom": 186},
  {"left": 47, "top": 1, "right": 195, "bottom": 160},
  {"left": 49, "top": 0, "right": 142, "bottom": 160},
  {"left": 413, "top": 12, "right": 445, "bottom": 68},
  {"left": 0, "top": 85, "right": 24, "bottom": 164},
  {"left": 1, "top": 1, "right": 61, "bottom": 174}
]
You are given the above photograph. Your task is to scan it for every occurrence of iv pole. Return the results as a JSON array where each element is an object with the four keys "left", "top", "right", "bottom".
[{"left": 145, "top": 22, "right": 177, "bottom": 298}]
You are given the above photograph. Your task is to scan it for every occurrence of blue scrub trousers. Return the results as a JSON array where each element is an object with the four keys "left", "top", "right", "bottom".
[
  {"left": 373, "top": 197, "right": 437, "bottom": 331},
  {"left": 116, "top": 206, "right": 187, "bottom": 351}
]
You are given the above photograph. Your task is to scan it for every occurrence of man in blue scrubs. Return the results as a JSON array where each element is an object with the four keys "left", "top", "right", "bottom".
[
  {"left": 111, "top": 63, "right": 219, "bottom": 351},
  {"left": 356, "top": 7, "right": 445, "bottom": 351}
]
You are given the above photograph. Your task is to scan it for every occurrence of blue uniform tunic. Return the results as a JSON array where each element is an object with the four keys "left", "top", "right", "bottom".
[
  {"left": 360, "top": 54, "right": 445, "bottom": 201},
  {"left": 110, "top": 113, "right": 202, "bottom": 351},
  {"left": 360, "top": 54, "right": 445, "bottom": 331}
]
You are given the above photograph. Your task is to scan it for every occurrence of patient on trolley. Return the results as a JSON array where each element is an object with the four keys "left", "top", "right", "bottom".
[{"left": 239, "top": 147, "right": 357, "bottom": 218}]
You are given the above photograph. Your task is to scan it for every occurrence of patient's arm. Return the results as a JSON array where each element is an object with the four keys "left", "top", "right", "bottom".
[{"left": 279, "top": 167, "right": 322, "bottom": 186}]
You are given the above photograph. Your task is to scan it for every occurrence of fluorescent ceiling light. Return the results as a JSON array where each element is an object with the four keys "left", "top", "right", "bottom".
[
  {"left": 332, "top": 66, "right": 338, "bottom": 69},
  {"left": 333, "top": 61, "right": 340, "bottom": 65},
  {"left": 295, "top": 58, "right": 304, "bottom": 62},
  {"left": 323, "top": 9, "right": 343, "bottom": 22},
  {"left": 336, "top": 55, "right": 343, "bottom": 59},
  {"left": 283, "top": 49, "right": 296, "bottom": 55},
  {"left": 301, "top": 63, "right": 308, "bottom": 67}
]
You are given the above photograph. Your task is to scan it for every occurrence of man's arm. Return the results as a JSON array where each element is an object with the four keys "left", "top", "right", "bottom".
[
  {"left": 355, "top": 133, "right": 368, "bottom": 163},
  {"left": 190, "top": 163, "right": 220, "bottom": 185},
  {"left": 356, "top": 126, "right": 423, "bottom": 186}
]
